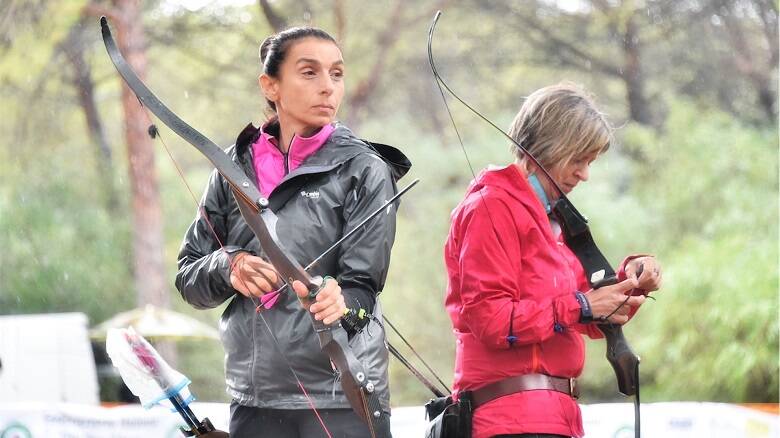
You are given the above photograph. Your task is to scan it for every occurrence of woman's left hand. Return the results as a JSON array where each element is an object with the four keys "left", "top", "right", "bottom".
[
  {"left": 291, "top": 278, "right": 346, "bottom": 325},
  {"left": 626, "top": 256, "right": 663, "bottom": 292}
]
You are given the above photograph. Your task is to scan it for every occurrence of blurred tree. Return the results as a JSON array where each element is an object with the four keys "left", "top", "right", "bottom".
[
  {"left": 85, "top": 0, "right": 169, "bottom": 313},
  {"left": 83, "top": 0, "right": 175, "bottom": 363},
  {"left": 0, "top": 0, "right": 51, "bottom": 51},
  {"left": 61, "top": 16, "right": 119, "bottom": 211},
  {"left": 473, "top": 0, "right": 777, "bottom": 130},
  {"left": 483, "top": 0, "right": 660, "bottom": 127},
  {"left": 695, "top": 0, "right": 777, "bottom": 123}
]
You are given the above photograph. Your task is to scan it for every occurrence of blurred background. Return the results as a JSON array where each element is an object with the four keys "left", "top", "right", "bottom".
[{"left": 0, "top": 0, "right": 777, "bottom": 425}]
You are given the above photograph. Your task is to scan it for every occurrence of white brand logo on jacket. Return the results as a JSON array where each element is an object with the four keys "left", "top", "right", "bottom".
[{"left": 300, "top": 190, "right": 320, "bottom": 199}]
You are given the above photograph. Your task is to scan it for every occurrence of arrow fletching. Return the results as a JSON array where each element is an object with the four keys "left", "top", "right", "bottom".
[{"left": 106, "top": 327, "right": 194, "bottom": 411}]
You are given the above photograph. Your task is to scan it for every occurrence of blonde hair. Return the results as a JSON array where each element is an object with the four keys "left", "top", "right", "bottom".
[{"left": 508, "top": 82, "right": 613, "bottom": 172}]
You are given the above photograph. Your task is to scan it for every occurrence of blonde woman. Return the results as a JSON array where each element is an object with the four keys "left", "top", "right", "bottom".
[{"left": 443, "top": 83, "right": 662, "bottom": 438}]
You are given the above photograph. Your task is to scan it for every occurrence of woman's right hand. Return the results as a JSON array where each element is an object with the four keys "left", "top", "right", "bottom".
[
  {"left": 585, "top": 277, "right": 645, "bottom": 324},
  {"left": 229, "top": 252, "right": 280, "bottom": 299}
]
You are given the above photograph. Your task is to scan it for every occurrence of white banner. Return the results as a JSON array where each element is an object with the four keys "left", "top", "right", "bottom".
[
  {"left": 0, "top": 402, "right": 777, "bottom": 437},
  {"left": 580, "top": 402, "right": 779, "bottom": 438},
  {"left": 0, "top": 402, "right": 228, "bottom": 438}
]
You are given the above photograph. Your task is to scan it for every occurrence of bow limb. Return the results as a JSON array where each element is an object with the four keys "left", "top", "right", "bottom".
[{"left": 100, "top": 17, "right": 389, "bottom": 437}]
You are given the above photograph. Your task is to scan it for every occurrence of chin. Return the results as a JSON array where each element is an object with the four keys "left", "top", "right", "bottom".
[{"left": 309, "top": 115, "right": 335, "bottom": 127}]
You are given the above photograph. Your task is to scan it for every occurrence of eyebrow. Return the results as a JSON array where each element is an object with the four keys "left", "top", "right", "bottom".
[{"left": 296, "top": 57, "right": 344, "bottom": 67}]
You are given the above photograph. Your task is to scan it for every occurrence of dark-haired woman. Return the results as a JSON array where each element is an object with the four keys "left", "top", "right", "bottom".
[
  {"left": 176, "top": 27, "right": 409, "bottom": 437},
  {"left": 444, "top": 83, "right": 662, "bottom": 438}
]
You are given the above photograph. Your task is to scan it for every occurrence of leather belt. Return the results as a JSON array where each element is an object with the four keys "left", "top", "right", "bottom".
[{"left": 471, "top": 373, "right": 579, "bottom": 409}]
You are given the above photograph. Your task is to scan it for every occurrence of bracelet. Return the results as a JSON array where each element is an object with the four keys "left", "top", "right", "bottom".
[{"left": 574, "top": 291, "right": 593, "bottom": 324}]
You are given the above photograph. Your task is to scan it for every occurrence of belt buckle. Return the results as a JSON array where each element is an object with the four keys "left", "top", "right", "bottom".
[{"left": 569, "top": 378, "right": 579, "bottom": 399}]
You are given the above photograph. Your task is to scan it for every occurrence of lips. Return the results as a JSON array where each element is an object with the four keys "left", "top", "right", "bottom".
[{"left": 314, "top": 104, "right": 334, "bottom": 111}]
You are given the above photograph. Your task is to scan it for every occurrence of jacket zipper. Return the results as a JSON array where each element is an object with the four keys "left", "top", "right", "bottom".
[{"left": 283, "top": 135, "right": 295, "bottom": 175}]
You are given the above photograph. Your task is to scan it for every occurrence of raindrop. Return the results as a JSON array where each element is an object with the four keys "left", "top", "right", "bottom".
[{"left": 710, "top": 15, "right": 722, "bottom": 26}]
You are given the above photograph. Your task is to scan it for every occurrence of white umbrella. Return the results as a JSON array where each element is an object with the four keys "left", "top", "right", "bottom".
[{"left": 90, "top": 304, "right": 220, "bottom": 341}]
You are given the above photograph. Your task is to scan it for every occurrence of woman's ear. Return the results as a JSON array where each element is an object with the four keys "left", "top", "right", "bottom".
[{"left": 259, "top": 74, "right": 278, "bottom": 103}]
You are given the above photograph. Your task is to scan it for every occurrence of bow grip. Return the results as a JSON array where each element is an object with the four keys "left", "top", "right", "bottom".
[
  {"left": 304, "top": 275, "right": 333, "bottom": 334},
  {"left": 598, "top": 323, "right": 639, "bottom": 395},
  {"left": 593, "top": 275, "right": 640, "bottom": 396},
  {"left": 306, "top": 275, "right": 325, "bottom": 301}
]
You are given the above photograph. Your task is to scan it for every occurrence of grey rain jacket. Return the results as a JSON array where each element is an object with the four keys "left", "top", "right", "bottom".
[{"left": 175, "top": 122, "right": 410, "bottom": 413}]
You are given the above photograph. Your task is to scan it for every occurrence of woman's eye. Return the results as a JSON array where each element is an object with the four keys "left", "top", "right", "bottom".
[
  {"left": 331, "top": 70, "right": 344, "bottom": 79},
  {"left": 302, "top": 70, "right": 315, "bottom": 76}
]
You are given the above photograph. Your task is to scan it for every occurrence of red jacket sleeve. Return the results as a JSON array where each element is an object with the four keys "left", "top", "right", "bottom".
[{"left": 453, "top": 196, "right": 582, "bottom": 349}]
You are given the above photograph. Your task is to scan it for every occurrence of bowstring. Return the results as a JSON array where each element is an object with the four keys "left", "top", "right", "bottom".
[{"left": 426, "top": 11, "right": 515, "bottom": 267}]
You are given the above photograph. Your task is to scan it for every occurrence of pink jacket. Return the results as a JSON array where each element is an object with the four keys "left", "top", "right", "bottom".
[{"left": 444, "top": 165, "right": 637, "bottom": 438}]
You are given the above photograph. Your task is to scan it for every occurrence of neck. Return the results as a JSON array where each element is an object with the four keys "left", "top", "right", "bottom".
[
  {"left": 514, "top": 158, "right": 557, "bottom": 201},
  {"left": 276, "top": 113, "right": 322, "bottom": 153},
  {"left": 512, "top": 159, "right": 528, "bottom": 177}
]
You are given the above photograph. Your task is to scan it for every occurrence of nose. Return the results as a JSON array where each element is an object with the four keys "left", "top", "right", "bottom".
[
  {"left": 320, "top": 74, "right": 335, "bottom": 96},
  {"left": 574, "top": 162, "right": 590, "bottom": 182}
]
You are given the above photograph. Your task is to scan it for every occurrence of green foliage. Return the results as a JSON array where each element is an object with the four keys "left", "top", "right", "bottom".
[
  {"left": 622, "top": 101, "right": 778, "bottom": 402},
  {"left": 0, "top": 159, "right": 135, "bottom": 321},
  {"left": 571, "top": 101, "right": 778, "bottom": 403}
]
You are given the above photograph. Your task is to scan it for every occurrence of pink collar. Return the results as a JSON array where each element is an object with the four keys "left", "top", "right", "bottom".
[
  {"left": 251, "top": 123, "right": 335, "bottom": 197},
  {"left": 258, "top": 123, "right": 335, "bottom": 165}
]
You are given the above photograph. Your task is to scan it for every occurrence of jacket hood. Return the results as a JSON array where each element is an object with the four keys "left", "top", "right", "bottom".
[
  {"left": 468, "top": 164, "right": 538, "bottom": 203},
  {"left": 466, "top": 164, "right": 553, "bottom": 228}
]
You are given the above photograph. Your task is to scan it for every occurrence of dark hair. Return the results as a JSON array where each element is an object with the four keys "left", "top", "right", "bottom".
[{"left": 259, "top": 27, "right": 338, "bottom": 112}]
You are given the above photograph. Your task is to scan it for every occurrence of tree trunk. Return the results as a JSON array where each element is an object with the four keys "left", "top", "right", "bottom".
[
  {"left": 715, "top": 0, "right": 778, "bottom": 123},
  {"left": 258, "top": 0, "right": 287, "bottom": 32},
  {"left": 113, "top": 0, "right": 167, "bottom": 311},
  {"left": 62, "top": 20, "right": 119, "bottom": 211},
  {"left": 112, "top": 0, "right": 175, "bottom": 363},
  {"left": 621, "top": 12, "right": 654, "bottom": 127}
]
